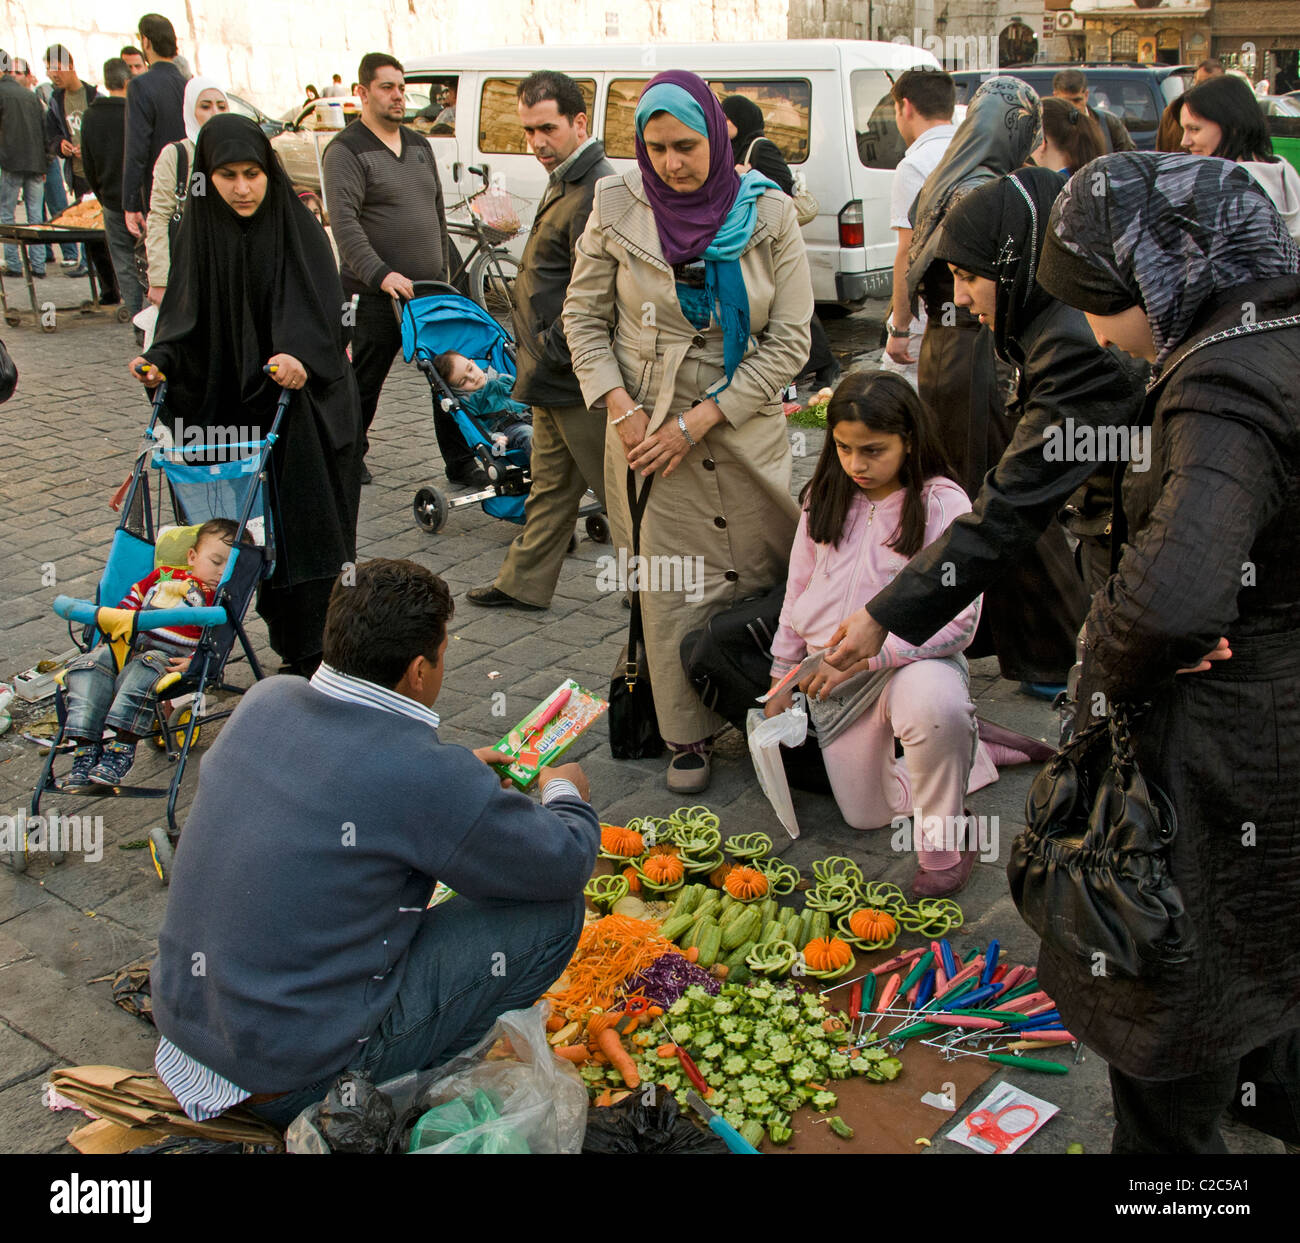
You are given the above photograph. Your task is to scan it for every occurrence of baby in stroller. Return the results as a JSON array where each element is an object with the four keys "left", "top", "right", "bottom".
[
  {"left": 60, "top": 519, "right": 245, "bottom": 789},
  {"left": 433, "top": 351, "right": 533, "bottom": 458}
]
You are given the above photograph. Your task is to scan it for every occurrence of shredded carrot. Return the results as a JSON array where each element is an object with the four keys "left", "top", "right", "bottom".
[{"left": 544, "top": 913, "right": 684, "bottom": 1021}]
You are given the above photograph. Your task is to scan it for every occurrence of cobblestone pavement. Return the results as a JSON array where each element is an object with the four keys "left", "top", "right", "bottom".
[{"left": 0, "top": 276, "right": 1278, "bottom": 1154}]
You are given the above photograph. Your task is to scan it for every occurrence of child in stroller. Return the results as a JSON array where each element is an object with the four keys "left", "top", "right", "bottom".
[
  {"left": 432, "top": 350, "right": 533, "bottom": 458},
  {"left": 60, "top": 519, "right": 248, "bottom": 789}
]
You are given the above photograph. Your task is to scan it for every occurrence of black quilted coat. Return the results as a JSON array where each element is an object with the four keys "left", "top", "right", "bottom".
[{"left": 1040, "top": 275, "right": 1300, "bottom": 1079}]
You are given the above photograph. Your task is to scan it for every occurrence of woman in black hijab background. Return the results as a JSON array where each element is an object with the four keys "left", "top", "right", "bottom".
[
  {"left": 721, "top": 94, "right": 838, "bottom": 389},
  {"left": 131, "top": 114, "right": 363, "bottom": 675}
]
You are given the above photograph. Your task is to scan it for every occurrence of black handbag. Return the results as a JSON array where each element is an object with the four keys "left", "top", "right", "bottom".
[
  {"left": 1007, "top": 705, "right": 1195, "bottom": 978},
  {"left": 608, "top": 469, "right": 664, "bottom": 760},
  {"left": 0, "top": 336, "right": 16, "bottom": 404}
]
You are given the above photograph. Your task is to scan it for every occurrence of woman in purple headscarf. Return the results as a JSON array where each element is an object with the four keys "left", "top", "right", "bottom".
[{"left": 564, "top": 70, "right": 814, "bottom": 793}]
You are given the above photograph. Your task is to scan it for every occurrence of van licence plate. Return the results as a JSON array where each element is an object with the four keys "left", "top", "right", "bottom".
[{"left": 862, "top": 270, "right": 891, "bottom": 297}]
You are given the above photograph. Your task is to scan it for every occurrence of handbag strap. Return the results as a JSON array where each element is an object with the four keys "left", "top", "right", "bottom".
[
  {"left": 743, "top": 137, "right": 762, "bottom": 167},
  {"left": 623, "top": 467, "right": 655, "bottom": 683}
]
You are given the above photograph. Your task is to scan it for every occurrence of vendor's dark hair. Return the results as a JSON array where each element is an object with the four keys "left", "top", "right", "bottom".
[
  {"left": 358, "top": 52, "right": 403, "bottom": 90},
  {"left": 517, "top": 71, "right": 587, "bottom": 122},
  {"left": 103, "top": 58, "right": 130, "bottom": 90},
  {"left": 324, "top": 559, "right": 454, "bottom": 689},
  {"left": 891, "top": 67, "right": 955, "bottom": 121},
  {"left": 1040, "top": 97, "right": 1105, "bottom": 172},
  {"left": 800, "top": 370, "right": 953, "bottom": 558},
  {"left": 138, "top": 15, "right": 178, "bottom": 59},
  {"left": 1052, "top": 68, "right": 1087, "bottom": 95},
  {"left": 1181, "top": 75, "right": 1273, "bottom": 161}
]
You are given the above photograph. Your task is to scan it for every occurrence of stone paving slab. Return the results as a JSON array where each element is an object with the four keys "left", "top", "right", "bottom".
[{"left": 0, "top": 275, "right": 1278, "bottom": 1156}]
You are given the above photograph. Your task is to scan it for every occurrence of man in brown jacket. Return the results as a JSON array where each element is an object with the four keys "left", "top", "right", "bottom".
[{"left": 468, "top": 71, "right": 614, "bottom": 610}]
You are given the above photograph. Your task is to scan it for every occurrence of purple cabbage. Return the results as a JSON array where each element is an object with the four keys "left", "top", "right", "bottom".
[{"left": 625, "top": 953, "right": 721, "bottom": 1009}]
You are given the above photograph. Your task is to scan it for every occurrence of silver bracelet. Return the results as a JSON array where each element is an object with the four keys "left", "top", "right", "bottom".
[
  {"left": 677, "top": 412, "right": 696, "bottom": 447},
  {"left": 610, "top": 402, "right": 643, "bottom": 427}
]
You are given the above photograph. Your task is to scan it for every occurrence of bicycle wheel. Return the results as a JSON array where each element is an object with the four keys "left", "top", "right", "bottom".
[{"left": 467, "top": 247, "right": 520, "bottom": 330}]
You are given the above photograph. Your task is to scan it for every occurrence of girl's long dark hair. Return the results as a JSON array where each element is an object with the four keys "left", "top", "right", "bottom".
[
  {"left": 1040, "top": 97, "right": 1105, "bottom": 173},
  {"left": 799, "top": 370, "right": 955, "bottom": 558}
]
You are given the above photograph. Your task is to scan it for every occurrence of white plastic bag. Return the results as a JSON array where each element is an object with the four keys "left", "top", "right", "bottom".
[
  {"left": 286, "top": 1003, "right": 587, "bottom": 1154},
  {"left": 746, "top": 698, "right": 809, "bottom": 840}
]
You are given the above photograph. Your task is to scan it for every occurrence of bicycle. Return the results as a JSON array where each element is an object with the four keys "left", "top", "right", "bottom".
[{"left": 444, "top": 163, "right": 525, "bottom": 329}]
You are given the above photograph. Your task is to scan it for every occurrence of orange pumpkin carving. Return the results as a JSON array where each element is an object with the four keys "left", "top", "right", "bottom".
[
  {"left": 601, "top": 825, "right": 645, "bottom": 857},
  {"left": 724, "top": 866, "right": 769, "bottom": 900},
  {"left": 804, "top": 937, "right": 853, "bottom": 972},
  {"left": 642, "top": 854, "right": 685, "bottom": 885},
  {"left": 849, "top": 908, "right": 897, "bottom": 942}
]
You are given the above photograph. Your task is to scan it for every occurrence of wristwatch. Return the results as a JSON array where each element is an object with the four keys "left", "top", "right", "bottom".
[{"left": 888, "top": 325, "right": 911, "bottom": 339}]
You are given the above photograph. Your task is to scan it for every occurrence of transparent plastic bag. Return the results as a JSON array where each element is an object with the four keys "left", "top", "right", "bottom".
[
  {"left": 286, "top": 1004, "right": 587, "bottom": 1155},
  {"left": 746, "top": 697, "right": 809, "bottom": 840},
  {"left": 469, "top": 185, "right": 522, "bottom": 238}
]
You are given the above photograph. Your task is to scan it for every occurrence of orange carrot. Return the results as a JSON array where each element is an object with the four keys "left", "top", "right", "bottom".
[
  {"left": 656, "top": 1043, "right": 677, "bottom": 1058},
  {"left": 545, "top": 1014, "right": 566, "bottom": 1033},
  {"left": 594, "top": 1089, "right": 615, "bottom": 1106},
  {"left": 594, "top": 1027, "right": 640, "bottom": 1089},
  {"left": 554, "top": 1045, "right": 590, "bottom": 1063},
  {"left": 685, "top": 946, "right": 700, "bottom": 963}
]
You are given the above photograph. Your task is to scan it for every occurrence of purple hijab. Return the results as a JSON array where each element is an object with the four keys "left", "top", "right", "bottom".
[{"left": 634, "top": 70, "right": 741, "bottom": 265}]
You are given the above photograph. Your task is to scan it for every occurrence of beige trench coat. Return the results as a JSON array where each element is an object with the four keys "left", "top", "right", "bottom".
[{"left": 563, "top": 169, "right": 813, "bottom": 744}]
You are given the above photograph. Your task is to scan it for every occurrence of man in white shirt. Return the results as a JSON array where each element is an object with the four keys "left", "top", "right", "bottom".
[
  {"left": 322, "top": 74, "right": 348, "bottom": 98},
  {"left": 885, "top": 68, "right": 956, "bottom": 376}
]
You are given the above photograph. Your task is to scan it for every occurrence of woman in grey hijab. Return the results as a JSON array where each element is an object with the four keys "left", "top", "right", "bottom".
[{"left": 907, "top": 76, "right": 1087, "bottom": 696}]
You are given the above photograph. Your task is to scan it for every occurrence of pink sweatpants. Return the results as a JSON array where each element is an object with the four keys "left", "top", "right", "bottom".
[{"left": 820, "top": 660, "right": 997, "bottom": 869}]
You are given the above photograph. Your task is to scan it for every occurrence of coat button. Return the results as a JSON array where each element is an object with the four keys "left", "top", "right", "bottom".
[
  {"left": 724, "top": 570, "right": 739, "bottom": 582},
  {"left": 713, "top": 516, "right": 727, "bottom": 529},
  {"left": 702, "top": 458, "right": 716, "bottom": 470},
  {"left": 691, "top": 334, "right": 706, "bottom": 348}
]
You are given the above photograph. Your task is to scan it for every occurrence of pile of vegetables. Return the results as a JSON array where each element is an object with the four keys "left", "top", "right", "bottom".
[{"left": 576, "top": 981, "right": 902, "bottom": 1145}]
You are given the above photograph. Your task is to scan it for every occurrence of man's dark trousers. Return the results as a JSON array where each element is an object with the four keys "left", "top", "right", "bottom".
[
  {"left": 349, "top": 291, "right": 474, "bottom": 479},
  {"left": 69, "top": 172, "right": 120, "bottom": 301}
]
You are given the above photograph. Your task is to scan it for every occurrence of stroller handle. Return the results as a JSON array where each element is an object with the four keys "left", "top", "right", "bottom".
[{"left": 53, "top": 595, "right": 229, "bottom": 633}]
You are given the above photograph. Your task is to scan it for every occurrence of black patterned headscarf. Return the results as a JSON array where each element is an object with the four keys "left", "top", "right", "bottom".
[
  {"left": 1038, "top": 151, "right": 1299, "bottom": 367},
  {"left": 935, "top": 166, "right": 1067, "bottom": 361},
  {"left": 906, "top": 75, "right": 1042, "bottom": 303}
]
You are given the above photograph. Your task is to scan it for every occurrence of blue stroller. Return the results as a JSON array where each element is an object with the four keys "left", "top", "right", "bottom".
[
  {"left": 16, "top": 374, "right": 288, "bottom": 882},
  {"left": 401, "top": 281, "right": 609, "bottom": 543}
]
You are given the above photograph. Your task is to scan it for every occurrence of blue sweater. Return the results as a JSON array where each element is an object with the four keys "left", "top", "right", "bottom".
[
  {"left": 151, "top": 676, "right": 598, "bottom": 1092},
  {"left": 457, "top": 368, "right": 529, "bottom": 425}
]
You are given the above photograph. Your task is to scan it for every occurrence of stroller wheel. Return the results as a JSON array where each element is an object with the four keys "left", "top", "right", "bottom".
[
  {"left": 413, "top": 486, "right": 449, "bottom": 534},
  {"left": 585, "top": 513, "right": 611, "bottom": 544},
  {"left": 166, "top": 703, "right": 201, "bottom": 751},
  {"left": 149, "top": 827, "right": 176, "bottom": 885}
]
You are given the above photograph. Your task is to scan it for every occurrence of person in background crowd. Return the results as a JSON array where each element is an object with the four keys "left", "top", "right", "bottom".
[
  {"left": 1032, "top": 97, "right": 1105, "bottom": 175},
  {"left": 434, "top": 82, "right": 456, "bottom": 130},
  {"left": 133, "top": 114, "right": 364, "bottom": 675},
  {"left": 150, "top": 558, "right": 597, "bottom": 1131},
  {"left": 1195, "top": 58, "right": 1225, "bottom": 84},
  {"left": 303, "top": 84, "right": 320, "bottom": 105},
  {"left": 123, "top": 13, "right": 187, "bottom": 246},
  {"left": 564, "top": 70, "right": 813, "bottom": 794},
  {"left": 121, "top": 47, "right": 147, "bottom": 77},
  {"left": 297, "top": 189, "right": 325, "bottom": 224},
  {"left": 1036, "top": 151, "right": 1300, "bottom": 1157},
  {"left": 27, "top": 55, "right": 77, "bottom": 268},
  {"left": 145, "top": 75, "right": 228, "bottom": 307},
  {"left": 908, "top": 76, "right": 1086, "bottom": 698},
  {"left": 324, "top": 52, "right": 469, "bottom": 488},
  {"left": 44, "top": 44, "right": 120, "bottom": 299},
  {"left": 468, "top": 71, "right": 614, "bottom": 611},
  {"left": 884, "top": 67, "right": 956, "bottom": 383},
  {"left": 349, "top": 82, "right": 359, "bottom": 96},
  {"left": 172, "top": 53, "right": 193, "bottom": 81},
  {"left": 721, "top": 93, "right": 838, "bottom": 389},
  {"left": 81, "top": 58, "right": 147, "bottom": 315},
  {"left": 14, "top": 58, "right": 35, "bottom": 88},
  {"left": 1156, "top": 96, "right": 1185, "bottom": 152},
  {"left": 1052, "top": 68, "right": 1136, "bottom": 155},
  {"left": 1180, "top": 73, "right": 1300, "bottom": 241},
  {"left": 0, "top": 49, "right": 48, "bottom": 278},
  {"left": 322, "top": 74, "right": 347, "bottom": 98}
]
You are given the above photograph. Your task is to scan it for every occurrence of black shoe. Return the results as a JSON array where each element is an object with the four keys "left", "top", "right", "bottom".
[
  {"left": 359, "top": 462, "right": 373, "bottom": 485},
  {"left": 466, "top": 585, "right": 546, "bottom": 610},
  {"left": 447, "top": 466, "right": 490, "bottom": 488}
]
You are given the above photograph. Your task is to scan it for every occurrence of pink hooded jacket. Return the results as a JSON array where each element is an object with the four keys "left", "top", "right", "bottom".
[{"left": 771, "top": 477, "right": 982, "bottom": 677}]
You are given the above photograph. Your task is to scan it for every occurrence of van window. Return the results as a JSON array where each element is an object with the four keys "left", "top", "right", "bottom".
[
  {"left": 852, "top": 70, "right": 907, "bottom": 170},
  {"left": 478, "top": 77, "right": 597, "bottom": 154},
  {"left": 1087, "top": 78, "right": 1160, "bottom": 139},
  {"left": 707, "top": 80, "right": 811, "bottom": 163},
  {"left": 605, "top": 78, "right": 811, "bottom": 162}
]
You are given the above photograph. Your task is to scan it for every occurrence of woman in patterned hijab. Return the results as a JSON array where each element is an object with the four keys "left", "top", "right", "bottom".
[{"left": 1038, "top": 151, "right": 1299, "bottom": 369}]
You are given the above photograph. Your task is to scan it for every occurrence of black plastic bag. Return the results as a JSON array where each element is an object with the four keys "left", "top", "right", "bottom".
[
  {"left": 312, "top": 1073, "right": 396, "bottom": 1154},
  {"left": 581, "top": 1091, "right": 729, "bottom": 1154}
]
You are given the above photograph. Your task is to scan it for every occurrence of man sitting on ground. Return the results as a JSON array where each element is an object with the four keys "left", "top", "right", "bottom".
[{"left": 151, "top": 558, "right": 597, "bottom": 1129}]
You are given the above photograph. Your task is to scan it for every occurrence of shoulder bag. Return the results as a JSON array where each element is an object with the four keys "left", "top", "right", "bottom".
[
  {"left": 608, "top": 468, "right": 664, "bottom": 759},
  {"left": 1006, "top": 704, "right": 1195, "bottom": 977},
  {"left": 742, "top": 137, "right": 818, "bottom": 226},
  {"left": 0, "top": 337, "right": 16, "bottom": 403}
]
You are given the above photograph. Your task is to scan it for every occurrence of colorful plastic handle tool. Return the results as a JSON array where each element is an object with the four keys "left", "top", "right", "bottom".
[
  {"left": 980, "top": 940, "right": 1000, "bottom": 987},
  {"left": 988, "top": 1053, "right": 1068, "bottom": 1074}
]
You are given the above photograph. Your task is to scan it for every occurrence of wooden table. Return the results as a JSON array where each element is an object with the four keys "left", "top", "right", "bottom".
[{"left": 0, "top": 222, "right": 112, "bottom": 331}]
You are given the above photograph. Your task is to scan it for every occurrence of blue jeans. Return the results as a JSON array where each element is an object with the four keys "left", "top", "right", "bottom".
[
  {"left": 484, "top": 414, "right": 533, "bottom": 458},
  {"left": 103, "top": 206, "right": 145, "bottom": 315},
  {"left": 0, "top": 172, "right": 47, "bottom": 273},
  {"left": 246, "top": 890, "right": 585, "bottom": 1129},
  {"left": 62, "top": 646, "right": 170, "bottom": 740},
  {"left": 42, "top": 157, "right": 78, "bottom": 262}
]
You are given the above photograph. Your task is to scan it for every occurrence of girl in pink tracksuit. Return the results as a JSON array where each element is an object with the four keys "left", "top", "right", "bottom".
[{"left": 766, "top": 370, "right": 1025, "bottom": 896}]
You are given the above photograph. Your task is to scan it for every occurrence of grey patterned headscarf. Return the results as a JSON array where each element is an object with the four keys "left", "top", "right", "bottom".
[
  {"left": 906, "top": 75, "right": 1042, "bottom": 303},
  {"left": 1039, "top": 152, "right": 1299, "bottom": 367}
]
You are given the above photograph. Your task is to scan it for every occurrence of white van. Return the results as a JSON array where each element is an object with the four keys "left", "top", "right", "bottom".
[{"left": 384, "top": 40, "right": 939, "bottom": 308}]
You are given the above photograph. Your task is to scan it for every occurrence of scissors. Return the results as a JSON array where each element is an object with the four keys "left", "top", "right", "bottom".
[{"left": 965, "top": 1100, "right": 1040, "bottom": 1153}]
